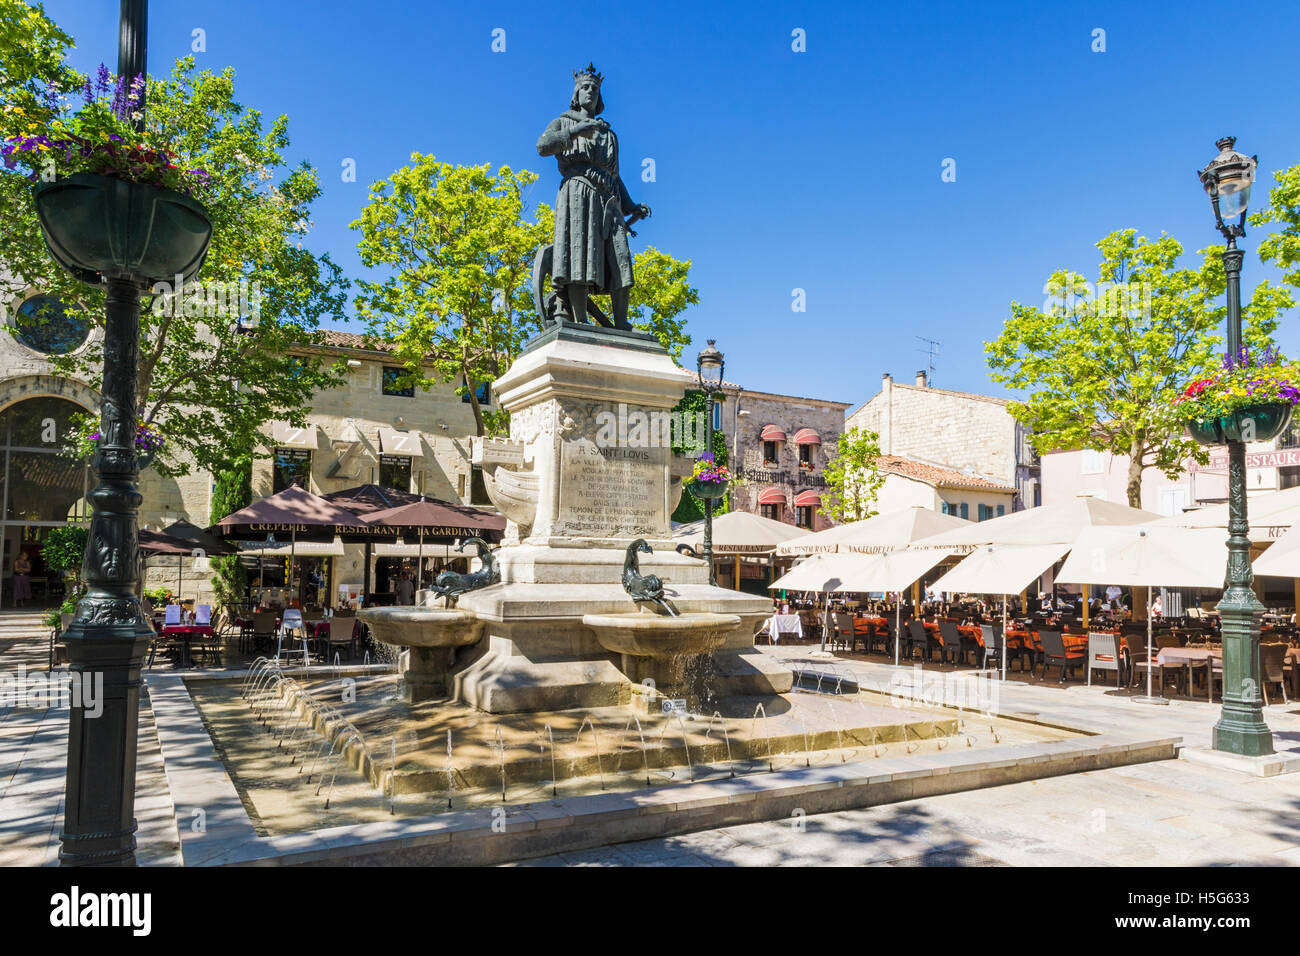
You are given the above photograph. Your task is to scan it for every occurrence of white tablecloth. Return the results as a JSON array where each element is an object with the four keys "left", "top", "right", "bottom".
[{"left": 768, "top": 614, "right": 802, "bottom": 643}]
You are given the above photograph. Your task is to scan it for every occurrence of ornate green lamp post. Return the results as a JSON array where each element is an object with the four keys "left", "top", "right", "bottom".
[
  {"left": 1199, "top": 137, "right": 1274, "bottom": 757},
  {"left": 38, "top": 0, "right": 213, "bottom": 864},
  {"left": 695, "top": 340, "right": 725, "bottom": 587}
]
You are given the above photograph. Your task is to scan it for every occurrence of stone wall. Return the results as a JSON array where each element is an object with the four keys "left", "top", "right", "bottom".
[
  {"left": 847, "top": 374, "right": 1031, "bottom": 503},
  {"left": 727, "top": 389, "right": 851, "bottom": 531},
  {"left": 248, "top": 350, "right": 482, "bottom": 502}
]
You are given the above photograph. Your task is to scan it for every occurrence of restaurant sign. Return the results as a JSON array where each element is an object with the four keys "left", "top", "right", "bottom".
[
  {"left": 737, "top": 468, "right": 828, "bottom": 488},
  {"left": 1191, "top": 448, "right": 1300, "bottom": 472},
  {"left": 244, "top": 522, "right": 402, "bottom": 537}
]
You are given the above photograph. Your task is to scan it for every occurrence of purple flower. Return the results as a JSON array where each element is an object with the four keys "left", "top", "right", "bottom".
[{"left": 95, "top": 64, "right": 111, "bottom": 94}]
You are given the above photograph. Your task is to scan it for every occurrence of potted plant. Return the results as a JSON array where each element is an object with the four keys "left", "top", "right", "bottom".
[
  {"left": 2, "top": 66, "right": 213, "bottom": 284},
  {"left": 1175, "top": 347, "right": 1300, "bottom": 445},
  {"left": 686, "top": 451, "right": 733, "bottom": 500}
]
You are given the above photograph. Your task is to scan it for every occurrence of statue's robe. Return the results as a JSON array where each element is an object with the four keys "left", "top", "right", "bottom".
[{"left": 537, "top": 110, "right": 637, "bottom": 294}]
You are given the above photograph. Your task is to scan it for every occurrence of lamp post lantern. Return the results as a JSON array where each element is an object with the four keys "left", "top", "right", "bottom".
[
  {"left": 696, "top": 340, "right": 724, "bottom": 587},
  {"left": 1199, "top": 137, "right": 1273, "bottom": 757}
]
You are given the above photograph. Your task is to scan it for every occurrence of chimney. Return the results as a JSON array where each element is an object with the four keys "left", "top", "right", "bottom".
[
  {"left": 915, "top": 370, "right": 927, "bottom": 387},
  {"left": 882, "top": 372, "right": 892, "bottom": 387}
]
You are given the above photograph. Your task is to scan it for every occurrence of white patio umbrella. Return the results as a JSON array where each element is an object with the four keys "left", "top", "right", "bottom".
[
  {"left": 1057, "top": 526, "right": 1227, "bottom": 705},
  {"left": 1252, "top": 523, "right": 1300, "bottom": 577},
  {"left": 776, "top": 505, "right": 970, "bottom": 556},
  {"left": 929, "top": 542, "right": 1073, "bottom": 681},
  {"left": 769, "top": 549, "right": 953, "bottom": 663},
  {"left": 912, "top": 494, "right": 1163, "bottom": 549},
  {"left": 1152, "top": 484, "right": 1300, "bottom": 542},
  {"left": 831, "top": 549, "right": 954, "bottom": 665},
  {"left": 770, "top": 553, "right": 874, "bottom": 656}
]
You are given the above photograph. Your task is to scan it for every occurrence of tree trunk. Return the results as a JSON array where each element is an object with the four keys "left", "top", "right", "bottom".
[
  {"left": 1126, "top": 439, "right": 1144, "bottom": 510},
  {"left": 464, "top": 365, "right": 485, "bottom": 437}
]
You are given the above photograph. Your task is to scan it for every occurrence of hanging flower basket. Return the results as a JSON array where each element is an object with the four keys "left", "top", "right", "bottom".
[
  {"left": 687, "top": 452, "right": 733, "bottom": 500},
  {"left": 4, "top": 67, "right": 214, "bottom": 285},
  {"left": 1176, "top": 348, "right": 1300, "bottom": 446},
  {"left": 75, "top": 418, "right": 164, "bottom": 469},
  {"left": 31, "top": 173, "right": 212, "bottom": 285},
  {"left": 1186, "top": 403, "right": 1293, "bottom": 446},
  {"left": 687, "top": 477, "right": 729, "bottom": 500}
]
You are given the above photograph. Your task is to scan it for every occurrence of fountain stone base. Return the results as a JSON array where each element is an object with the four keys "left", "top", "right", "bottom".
[
  {"left": 412, "top": 326, "right": 793, "bottom": 714},
  {"left": 357, "top": 607, "right": 483, "bottom": 702}
]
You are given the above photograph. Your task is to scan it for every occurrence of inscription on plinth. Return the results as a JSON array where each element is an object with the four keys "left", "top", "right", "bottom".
[{"left": 556, "top": 438, "right": 666, "bottom": 538}]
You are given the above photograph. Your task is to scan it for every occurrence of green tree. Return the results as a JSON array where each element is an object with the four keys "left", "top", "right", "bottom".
[
  {"left": 627, "top": 246, "right": 699, "bottom": 360},
  {"left": 986, "top": 229, "right": 1292, "bottom": 508},
  {"left": 40, "top": 524, "right": 88, "bottom": 584},
  {"left": 819, "top": 426, "right": 885, "bottom": 523},
  {"left": 208, "top": 455, "right": 251, "bottom": 606},
  {"left": 351, "top": 156, "right": 698, "bottom": 436},
  {"left": 351, "top": 156, "right": 551, "bottom": 436},
  {"left": 1252, "top": 163, "right": 1300, "bottom": 288},
  {"left": 0, "top": 6, "right": 348, "bottom": 476},
  {"left": 671, "top": 389, "right": 730, "bottom": 523}
]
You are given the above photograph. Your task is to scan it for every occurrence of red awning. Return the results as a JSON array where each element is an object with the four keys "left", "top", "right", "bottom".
[
  {"left": 758, "top": 487, "right": 786, "bottom": 505},
  {"left": 793, "top": 490, "right": 821, "bottom": 507},
  {"left": 793, "top": 427, "right": 821, "bottom": 445},
  {"left": 760, "top": 424, "right": 786, "bottom": 442}
]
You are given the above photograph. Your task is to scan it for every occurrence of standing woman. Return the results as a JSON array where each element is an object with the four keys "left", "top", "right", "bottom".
[{"left": 12, "top": 550, "right": 32, "bottom": 608}]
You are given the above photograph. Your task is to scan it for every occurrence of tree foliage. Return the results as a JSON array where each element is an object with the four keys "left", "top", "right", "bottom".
[
  {"left": 351, "top": 156, "right": 547, "bottom": 437},
  {"left": 0, "top": 4, "right": 348, "bottom": 476},
  {"left": 627, "top": 246, "right": 699, "bottom": 360},
  {"left": 986, "top": 229, "right": 1292, "bottom": 508},
  {"left": 671, "top": 389, "right": 730, "bottom": 523},
  {"left": 40, "top": 523, "right": 87, "bottom": 579},
  {"left": 1252, "top": 163, "right": 1300, "bottom": 289},
  {"left": 819, "top": 426, "right": 885, "bottom": 523},
  {"left": 209, "top": 455, "right": 251, "bottom": 605}
]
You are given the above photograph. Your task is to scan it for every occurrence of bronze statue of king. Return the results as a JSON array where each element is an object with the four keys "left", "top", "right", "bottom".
[{"left": 535, "top": 64, "right": 650, "bottom": 330}]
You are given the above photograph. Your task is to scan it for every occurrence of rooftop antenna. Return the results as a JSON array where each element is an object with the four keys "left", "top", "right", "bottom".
[{"left": 915, "top": 336, "right": 940, "bottom": 387}]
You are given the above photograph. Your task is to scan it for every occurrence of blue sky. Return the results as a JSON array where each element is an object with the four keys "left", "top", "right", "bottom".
[{"left": 43, "top": 0, "right": 1300, "bottom": 410}]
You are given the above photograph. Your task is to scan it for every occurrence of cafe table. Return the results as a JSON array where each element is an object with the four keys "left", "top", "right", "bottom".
[
  {"left": 1158, "top": 644, "right": 1300, "bottom": 701},
  {"left": 160, "top": 623, "right": 215, "bottom": 668},
  {"left": 766, "top": 613, "right": 802, "bottom": 643}
]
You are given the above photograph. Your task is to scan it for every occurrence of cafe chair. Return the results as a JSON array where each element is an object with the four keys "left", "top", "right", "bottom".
[
  {"left": 937, "top": 621, "right": 964, "bottom": 666},
  {"left": 1086, "top": 632, "right": 1123, "bottom": 688},
  {"left": 978, "top": 625, "right": 1004, "bottom": 672},
  {"left": 327, "top": 617, "right": 358, "bottom": 661},
  {"left": 1039, "top": 630, "right": 1086, "bottom": 683},
  {"left": 907, "top": 620, "right": 936, "bottom": 662},
  {"left": 827, "top": 613, "right": 853, "bottom": 652},
  {"left": 1261, "top": 642, "right": 1290, "bottom": 705}
]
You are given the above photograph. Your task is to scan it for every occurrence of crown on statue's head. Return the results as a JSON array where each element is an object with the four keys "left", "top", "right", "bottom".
[{"left": 572, "top": 62, "right": 604, "bottom": 86}]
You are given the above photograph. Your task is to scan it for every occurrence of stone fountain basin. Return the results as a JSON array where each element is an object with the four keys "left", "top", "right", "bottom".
[
  {"left": 358, "top": 607, "right": 483, "bottom": 649},
  {"left": 582, "top": 611, "right": 740, "bottom": 658}
]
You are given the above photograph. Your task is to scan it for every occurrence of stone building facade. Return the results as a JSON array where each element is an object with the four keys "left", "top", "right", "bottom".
[
  {"left": 846, "top": 370, "right": 1039, "bottom": 510},
  {"left": 724, "top": 387, "right": 852, "bottom": 532},
  {"left": 0, "top": 289, "right": 493, "bottom": 606}
]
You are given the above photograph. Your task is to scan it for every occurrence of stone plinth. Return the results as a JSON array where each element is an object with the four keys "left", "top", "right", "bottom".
[{"left": 446, "top": 325, "right": 793, "bottom": 713}]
